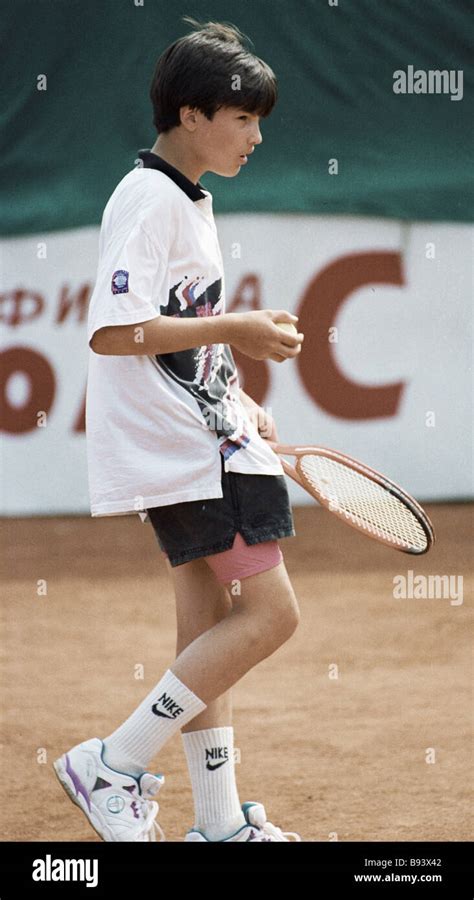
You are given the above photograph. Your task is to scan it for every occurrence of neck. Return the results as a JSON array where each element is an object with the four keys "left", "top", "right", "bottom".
[{"left": 150, "top": 134, "right": 203, "bottom": 185}]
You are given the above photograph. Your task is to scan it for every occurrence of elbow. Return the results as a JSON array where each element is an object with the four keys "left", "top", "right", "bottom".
[{"left": 89, "top": 328, "right": 111, "bottom": 355}]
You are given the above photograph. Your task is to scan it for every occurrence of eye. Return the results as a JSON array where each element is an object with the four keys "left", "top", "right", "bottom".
[{"left": 238, "top": 115, "right": 248, "bottom": 120}]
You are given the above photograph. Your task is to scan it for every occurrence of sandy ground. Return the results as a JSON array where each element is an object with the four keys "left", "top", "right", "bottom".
[{"left": 1, "top": 503, "right": 472, "bottom": 842}]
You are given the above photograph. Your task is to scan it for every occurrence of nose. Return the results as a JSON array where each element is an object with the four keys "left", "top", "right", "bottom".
[{"left": 252, "top": 123, "right": 263, "bottom": 146}]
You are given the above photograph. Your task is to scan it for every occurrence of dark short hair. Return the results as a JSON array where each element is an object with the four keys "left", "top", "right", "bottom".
[{"left": 150, "top": 17, "right": 278, "bottom": 133}]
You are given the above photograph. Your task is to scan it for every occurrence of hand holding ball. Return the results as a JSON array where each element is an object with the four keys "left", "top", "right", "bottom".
[
  {"left": 275, "top": 321, "right": 299, "bottom": 336},
  {"left": 273, "top": 319, "right": 303, "bottom": 362}
]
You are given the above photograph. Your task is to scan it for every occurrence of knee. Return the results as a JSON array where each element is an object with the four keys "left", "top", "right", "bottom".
[
  {"left": 278, "top": 593, "right": 301, "bottom": 642},
  {"left": 245, "top": 589, "right": 300, "bottom": 651}
]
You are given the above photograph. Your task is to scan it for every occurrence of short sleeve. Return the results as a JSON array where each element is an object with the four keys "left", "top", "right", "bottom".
[{"left": 87, "top": 220, "right": 167, "bottom": 345}]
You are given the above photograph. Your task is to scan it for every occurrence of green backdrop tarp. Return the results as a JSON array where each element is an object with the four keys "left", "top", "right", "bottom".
[{"left": 1, "top": 0, "right": 472, "bottom": 236}]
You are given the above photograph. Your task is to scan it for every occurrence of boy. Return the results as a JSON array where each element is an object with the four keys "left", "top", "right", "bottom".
[{"left": 53, "top": 18, "right": 304, "bottom": 843}]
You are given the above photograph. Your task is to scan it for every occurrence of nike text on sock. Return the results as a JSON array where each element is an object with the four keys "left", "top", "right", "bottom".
[
  {"left": 101, "top": 669, "right": 207, "bottom": 776},
  {"left": 182, "top": 726, "right": 246, "bottom": 841}
]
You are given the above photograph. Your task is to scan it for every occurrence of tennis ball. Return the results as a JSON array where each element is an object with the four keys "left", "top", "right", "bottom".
[{"left": 275, "top": 321, "right": 298, "bottom": 336}]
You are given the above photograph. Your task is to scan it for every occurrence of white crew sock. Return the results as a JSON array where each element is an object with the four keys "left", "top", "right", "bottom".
[
  {"left": 182, "top": 726, "right": 246, "bottom": 841},
  {"left": 102, "top": 669, "right": 206, "bottom": 776}
]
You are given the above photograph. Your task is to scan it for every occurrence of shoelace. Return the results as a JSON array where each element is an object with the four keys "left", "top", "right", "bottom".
[
  {"left": 133, "top": 799, "right": 166, "bottom": 842},
  {"left": 259, "top": 820, "right": 302, "bottom": 842}
]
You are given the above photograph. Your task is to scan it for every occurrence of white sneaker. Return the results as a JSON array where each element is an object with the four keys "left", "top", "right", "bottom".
[
  {"left": 184, "top": 801, "right": 302, "bottom": 842},
  {"left": 53, "top": 737, "right": 165, "bottom": 842}
]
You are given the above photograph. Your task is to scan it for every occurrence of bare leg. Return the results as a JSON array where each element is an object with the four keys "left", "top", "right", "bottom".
[
  {"left": 168, "top": 556, "right": 300, "bottom": 703},
  {"left": 168, "top": 556, "right": 233, "bottom": 733}
]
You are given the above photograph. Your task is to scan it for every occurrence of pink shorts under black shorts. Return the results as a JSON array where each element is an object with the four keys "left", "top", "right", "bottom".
[{"left": 162, "top": 530, "right": 283, "bottom": 585}]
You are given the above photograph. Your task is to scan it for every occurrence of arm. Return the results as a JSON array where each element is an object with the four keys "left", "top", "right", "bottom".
[
  {"left": 239, "top": 388, "right": 279, "bottom": 442},
  {"left": 239, "top": 388, "right": 260, "bottom": 413},
  {"left": 90, "top": 308, "right": 303, "bottom": 364},
  {"left": 90, "top": 312, "right": 234, "bottom": 356}
]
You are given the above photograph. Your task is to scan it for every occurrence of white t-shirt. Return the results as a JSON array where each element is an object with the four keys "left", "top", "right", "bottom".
[{"left": 86, "top": 150, "right": 284, "bottom": 518}]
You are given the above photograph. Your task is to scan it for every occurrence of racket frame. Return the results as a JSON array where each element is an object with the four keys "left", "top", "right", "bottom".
[{"left": 268, "top": 441, "right": 435, "bottom": 555}]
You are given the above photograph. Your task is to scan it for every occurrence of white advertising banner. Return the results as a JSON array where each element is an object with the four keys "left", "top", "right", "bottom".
[{"left": 1, "top": 217, "right": 472, "bottom": 515}]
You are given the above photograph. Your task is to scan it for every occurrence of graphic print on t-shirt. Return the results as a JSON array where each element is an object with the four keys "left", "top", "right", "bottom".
[{"left": 153, "top": 274, "right": 250, "bottom": 459}]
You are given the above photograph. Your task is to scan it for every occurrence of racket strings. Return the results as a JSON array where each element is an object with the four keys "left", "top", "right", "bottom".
[{"left": 299, "top": 454, "right": 428, "bottom": 552}]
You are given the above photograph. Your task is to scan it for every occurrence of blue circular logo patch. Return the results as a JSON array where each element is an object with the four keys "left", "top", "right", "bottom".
[{"left": 111, "top": 269, "right": 129, "bottom": 294}]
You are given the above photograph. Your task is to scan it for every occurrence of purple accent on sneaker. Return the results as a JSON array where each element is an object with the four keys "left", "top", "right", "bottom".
[
  {"left": 123, "top": 784, "right": 137, "bottom": 794},
  {"left": 93, "top": 776, "right": 112, "bottom": 791},
  {"left": 65, "top": 754, "right": 92, "bottom": 812},
  {"left": 130, "top": 801, "right": 140, "bottom": 820}
]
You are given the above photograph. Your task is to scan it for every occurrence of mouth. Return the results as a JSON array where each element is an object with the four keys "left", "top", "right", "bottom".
[{"left": 239, "top": 154, "right": 248, "bottom": 164}]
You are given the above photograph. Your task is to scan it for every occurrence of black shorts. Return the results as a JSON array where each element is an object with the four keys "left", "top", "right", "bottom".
[{"left": 146, "top": 455, "right": 295, "bottom": 567}]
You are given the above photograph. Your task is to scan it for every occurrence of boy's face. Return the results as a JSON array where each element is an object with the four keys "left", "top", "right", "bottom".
[{"left": 189, "top": 106, "right": 263, "bottom": 177}]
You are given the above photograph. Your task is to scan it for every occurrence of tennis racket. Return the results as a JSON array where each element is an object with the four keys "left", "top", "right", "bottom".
[{"left": 268, "top": 441, "right": 435, "bottom": 555}]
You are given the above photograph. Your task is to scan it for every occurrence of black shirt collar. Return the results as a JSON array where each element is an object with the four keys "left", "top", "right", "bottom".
[{"left": 136, "top": 150, "right": 207, "bottom": 202}]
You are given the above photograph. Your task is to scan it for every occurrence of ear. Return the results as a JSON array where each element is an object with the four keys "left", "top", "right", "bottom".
[{"left": 180, "top": 106, "right": 199, "bottom": 132}]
